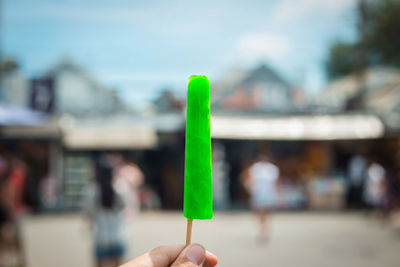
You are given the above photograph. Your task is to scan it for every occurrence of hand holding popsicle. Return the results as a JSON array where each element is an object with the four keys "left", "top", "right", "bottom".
[
  {"left": 119, "top": 244, "right": 218, "bottom": 267},
  {"left": 120, "top": 76, "right": 216, "bottom": 267}
]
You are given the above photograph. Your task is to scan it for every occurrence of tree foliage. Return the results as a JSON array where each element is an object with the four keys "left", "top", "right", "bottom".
[
  {"left": 365, "top": 0, "right": 400, "bottom": 66},
  {"left": 0, "top": 58, "right": 19, "bottom": 74},
  {"left": 326, "top": 0, "right": 400, "bottom": 80},
  {"left": 326, "top": 42, "right": 358, "bottom": 81}
]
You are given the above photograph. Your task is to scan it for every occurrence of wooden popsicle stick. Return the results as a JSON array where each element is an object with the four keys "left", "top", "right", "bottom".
[{"left": 186, "top": 219, "right": 193, "bottom": 246}]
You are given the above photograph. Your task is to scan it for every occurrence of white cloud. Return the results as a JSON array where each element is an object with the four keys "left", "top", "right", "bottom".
[
  {"left": 225, "top": 33, "right": 290, "bottom": 66},
  {"left": 273, "top": 0, "right": 357, "bottom": 23}
]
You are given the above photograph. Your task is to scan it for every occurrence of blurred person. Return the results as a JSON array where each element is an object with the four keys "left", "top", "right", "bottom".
[
  {"left": 241, "top": 154, "right": 280, "bottom": 241},
  {"left": 22, "top": 142, "right": 49, "bottom": 213},
  {"left": 0, "top": 157, "right": 12, "bottom": 220},
  {"left": 347, "top": 154, "right": 367, "bottom": 209},
  {"left": 7, "top": 157, "right": 27, "bottom": 217},
  {"left": 139, "top": 185, "right": 161, "bottom": 210},
  {"left": 0, "top": 156, "right": 12, "bottom": 267},
  {"left": 84, "top": 154, "right": 126, "bottom": 267},
  {"left": 39, "top": 174, "right": 58, "bottom": 210},
  {"left": 363, "top": 161, "right": 387, "bottom": 215},
  {"left": 0, "top": 156, "right": 25, "bottom": 267},
  {"left": 110, "top": 153, "right": 144, "bottom": 218},
  {"left": 120, "top": 243, "right": 218, "bottom": 267}
]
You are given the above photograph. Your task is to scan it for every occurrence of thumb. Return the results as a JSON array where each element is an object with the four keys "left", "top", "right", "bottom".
[{"left": 170, "top": 244, "right": 206, "bottom": 267}]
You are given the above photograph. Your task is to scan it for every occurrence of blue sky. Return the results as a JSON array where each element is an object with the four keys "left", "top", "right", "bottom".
[{"left": 3, "top": 0, "right": 357, "bottom": 107}]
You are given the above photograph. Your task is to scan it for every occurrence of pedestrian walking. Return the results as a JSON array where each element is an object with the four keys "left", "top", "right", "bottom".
[
  {"left": 242, "top": 154, "right": 280, "bottom": 241},
  {"left": 84, "top": 153, "right": 126, "bottom": 267}
]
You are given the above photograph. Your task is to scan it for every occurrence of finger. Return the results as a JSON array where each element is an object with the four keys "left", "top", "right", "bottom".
[
  {"left": 120, "top": 244, "right": 185, "bottom": 267},
  {"left": 203, "top": 251, "right": 218, "bottom": 267},
  {"left": 170, "top": 244, "right": 206, "bottom": 267}
]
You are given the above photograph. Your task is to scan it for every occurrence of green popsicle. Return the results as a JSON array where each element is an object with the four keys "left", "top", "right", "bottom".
[{"left": 184, "top": 75, "right": 212, "bottom": 220}]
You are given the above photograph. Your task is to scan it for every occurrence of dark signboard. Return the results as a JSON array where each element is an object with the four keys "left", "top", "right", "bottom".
[{"left": 30, "top": 78, "right": 55, "bottom": 113}]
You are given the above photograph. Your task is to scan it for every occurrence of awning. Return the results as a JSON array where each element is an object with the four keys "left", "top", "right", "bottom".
[
  {"left": 0, "top": 104, "right": 48, "bottom": 126},
  {"left": 211, "top": 114, "right": 384, "bottom": 140},
  {"left": 62, "top": 126, "right": 157, "bottom": 150},
  {"left": 0, "top": 124, "right": 60, "bottom": 139}
]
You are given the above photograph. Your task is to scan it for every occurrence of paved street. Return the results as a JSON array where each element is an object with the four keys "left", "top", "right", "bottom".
[{"left": 21, "top": 212, "right": 400, "bottom": 267}]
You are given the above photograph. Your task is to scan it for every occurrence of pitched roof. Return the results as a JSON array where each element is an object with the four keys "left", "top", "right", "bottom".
[
  {"left": 211, "top": 64, "right": 292, "bottom": 113},
  {"left": 241, "top": 64, "right": 290, "bottom": 88}
]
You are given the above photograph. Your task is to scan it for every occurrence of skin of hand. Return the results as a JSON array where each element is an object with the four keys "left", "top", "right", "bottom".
[{"left": 119, "top": 244, "right": 218, "bottom": 267}]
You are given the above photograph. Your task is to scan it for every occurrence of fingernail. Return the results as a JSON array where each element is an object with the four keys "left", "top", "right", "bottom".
[
  {"left": 206, "top": 250, "right": 217, "bottom": 258},
  {"left": 185, "top": 244, "right": 205, "bottom": 265}
]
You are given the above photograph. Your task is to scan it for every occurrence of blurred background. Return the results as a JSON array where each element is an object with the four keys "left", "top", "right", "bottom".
[{"left": 0, "top": 0, "right": 400, "bottom": 266}]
